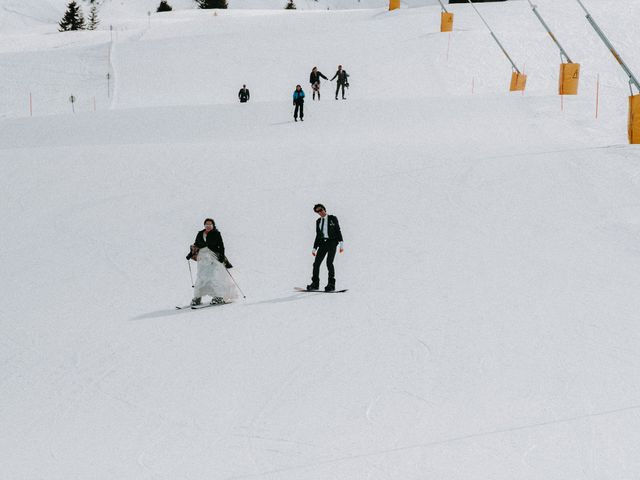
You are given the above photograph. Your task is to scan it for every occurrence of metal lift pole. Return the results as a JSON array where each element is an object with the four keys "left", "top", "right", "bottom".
[
  {"left": 575, "top": 0, "right": 640, "bottom": 94},
  {"left": 467, "top": 0, "right": 521, "bottom": 74},
  {"left": 527, "top": 0, "right": 572, "bottom": 63},
  {"left": 437, "top": 0, "right": 448, "bottom": 13}
]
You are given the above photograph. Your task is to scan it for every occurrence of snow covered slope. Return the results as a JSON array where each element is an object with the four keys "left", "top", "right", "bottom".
[{"left": 2, "top": 1, "right": 640, "bottom": 479}]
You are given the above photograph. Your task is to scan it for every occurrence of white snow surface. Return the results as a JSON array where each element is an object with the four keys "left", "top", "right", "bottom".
[{"left": 2, "top": 1, "right": 640, "bottom": 479}]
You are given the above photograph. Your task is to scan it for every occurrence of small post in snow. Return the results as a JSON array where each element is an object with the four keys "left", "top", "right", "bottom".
[
  {"left": 69, "top": 95, "right": 76, "bottom": 114},
  {"left": 106, "top": 73, "right": 111, "bottom": 98},
  {"left": 595, "top": 73, "right": 600, "bottom": 119}
]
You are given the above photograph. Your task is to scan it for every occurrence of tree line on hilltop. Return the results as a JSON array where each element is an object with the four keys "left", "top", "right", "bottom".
[
  {"left": 58, "top": 0, "right": 232, "bottom": 32},
  {"left": 59, "top": 0, "right": 307, "bottom": 30}
]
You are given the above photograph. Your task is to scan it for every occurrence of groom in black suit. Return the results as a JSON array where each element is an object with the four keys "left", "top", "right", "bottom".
[{"left": 307, "top": 203, "right": 344, "bottom": 292}]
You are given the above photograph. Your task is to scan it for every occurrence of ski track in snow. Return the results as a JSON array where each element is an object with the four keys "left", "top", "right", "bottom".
[{"left": 230, "top": 403, "right": 640, "bottom": 479}]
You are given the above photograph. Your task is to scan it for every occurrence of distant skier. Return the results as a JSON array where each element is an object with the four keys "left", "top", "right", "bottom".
[
  {"left": 293, "top": 84, "right": 305, "bottom": 122},
  {"left": 309, "top": 66, "right": 328, "bottom": 101},
  {"left": 330, "top": 65, "right": 349, "bottom": 100},
  {"left": 187, "top": 218, "right": 238, "bottom": 306},
  {"left": 307, "top": 204, "right": 344, "bottom": 292},
  {"left": 238, "top": 85, "right": 250, "bottom": 103}
]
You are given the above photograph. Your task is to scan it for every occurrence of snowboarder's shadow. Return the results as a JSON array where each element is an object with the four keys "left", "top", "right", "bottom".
[{"left": 245, "top": 293, "right": 318, "bottom": 307}]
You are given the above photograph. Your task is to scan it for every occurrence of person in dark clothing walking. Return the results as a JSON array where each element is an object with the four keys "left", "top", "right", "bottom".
[
  {"left": 238, "top": 85, "right": 250, "bottom": 103},
  {"left": 330, "top": 65, "right": 349, "bottom": 100},
  {"left": 293, "top": 84, "right": 305, "bottom": 122},
  {"left": 309, "top": 66, "right": 328, "bottom": 100},
  {"left": 307, "top": 203, "right": 344, "bottom": 292}
]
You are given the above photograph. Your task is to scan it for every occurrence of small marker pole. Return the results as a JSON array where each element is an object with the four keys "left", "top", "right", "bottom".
[{"left": 595, "top": 74, "right": 600, "bottom": 119}]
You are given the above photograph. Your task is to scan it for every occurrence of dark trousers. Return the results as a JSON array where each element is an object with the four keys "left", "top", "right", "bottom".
[
  {"left": 335, "top": 82, "right": 346, "bottom": 98},
  {"left": 312, "top": 239, "right": 338, "bottom": 285},
  {"left": 294, "top": 102, "right": 304, "bottom": 119}
]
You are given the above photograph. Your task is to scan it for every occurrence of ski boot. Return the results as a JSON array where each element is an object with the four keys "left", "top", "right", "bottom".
[{"left": 191, "top": 297, "right": 202, "bottom": 306}]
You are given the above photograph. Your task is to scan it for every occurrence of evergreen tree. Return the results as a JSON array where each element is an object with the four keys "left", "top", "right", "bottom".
[
  {"left": 59, "top": 1, "right": 85, "bottom": 31},
  {"left": 285, "top": 0, "right": 296, "bottom": 8},
  {"left": 195, "top": 0, "right": 228, "bottom": 9},
  {"left": 157, "top": 1, "right": 173, "bottom": 12},
  {"left": 86, "top": 5, "right": 100, "bottom": 30}
]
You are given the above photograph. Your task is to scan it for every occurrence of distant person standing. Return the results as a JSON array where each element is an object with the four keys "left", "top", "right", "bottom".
[
  {"left": 307, "top": 203, "right": 344, "bottom": 292},
  {"left": 309, "top": 66, "right": 328, "bottom": 101},
  {"left": 238, "top": 84, "right": 250, "bottom": 103},
  {"left": 330, "top": 65, "right": 349, "bottom": 100},
  {"left": 293, "top": 84, "right": 305, "bottom": 122}
]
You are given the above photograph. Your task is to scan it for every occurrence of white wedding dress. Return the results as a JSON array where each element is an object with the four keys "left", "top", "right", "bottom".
[{"left": 193, "top": 247, "right": 239, "bottom": 301}]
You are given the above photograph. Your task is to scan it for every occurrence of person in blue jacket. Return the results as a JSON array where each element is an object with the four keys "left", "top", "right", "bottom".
[{"left": 293, "top": 84, "right": 305, "bottom": 122}]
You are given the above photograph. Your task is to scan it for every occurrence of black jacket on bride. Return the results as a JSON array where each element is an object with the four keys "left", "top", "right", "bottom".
[{"left": 194, "top": 229, "right": 225, "bottom": 261}]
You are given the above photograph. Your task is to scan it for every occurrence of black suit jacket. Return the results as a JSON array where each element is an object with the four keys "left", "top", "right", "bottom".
[
  {"left": 194, "top": 229, "right": 225, "bottom": 259},
  {"left": 314, "top": 215, "right": 343, "bottom": 249},
  {"left": 330, "top": 70, "right": 349, "bottom": 84}
]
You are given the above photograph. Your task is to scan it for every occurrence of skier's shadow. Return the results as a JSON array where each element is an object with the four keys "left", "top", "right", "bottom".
[
  {"left": 130, "top": 293, "right": 313, "bottom": 320},
  {"left": 130, "top": 308, "right": 194, "bottom": 321}
]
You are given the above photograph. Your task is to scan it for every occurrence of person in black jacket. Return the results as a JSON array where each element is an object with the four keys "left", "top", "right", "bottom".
[
  {"left": 189, "top": 218, "right": 238, "bottom": 305},
  {"left": 307, "top": 204, "right": 344, "bottom": 291},
  {"left": 238, "top": 85, "right": 250, "bottom": 103},
  {"left": 330, "top": 65, "right": 349, "bottom": 100},
  {"left": 309, "top": 67, "right": 328, "bottom": 101}
]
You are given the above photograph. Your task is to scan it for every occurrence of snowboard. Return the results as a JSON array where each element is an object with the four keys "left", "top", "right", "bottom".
[{"left": 294, "top": 287, "right": 348, "bottom": 293}]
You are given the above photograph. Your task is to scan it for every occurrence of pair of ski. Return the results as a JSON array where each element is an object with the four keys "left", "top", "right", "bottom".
[{"left": 175, "top": 301, "right": 229, "bottom": 310}]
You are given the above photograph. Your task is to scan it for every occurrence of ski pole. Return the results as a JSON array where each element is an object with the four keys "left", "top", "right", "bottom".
[
  {"left": 187, "top": 259, "right": 194, "bottom": 288},
  {"left": 225, "top": 268, "right": 246, "bottom": 299}
]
